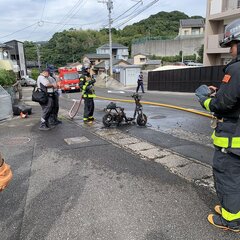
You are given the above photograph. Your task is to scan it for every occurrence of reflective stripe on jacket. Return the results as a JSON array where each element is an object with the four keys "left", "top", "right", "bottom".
[
  {"left": 202, "top": 60, "right": 240, "bottom": 152},
  {"left": 82, "top": 80, "right": 96, "bottom": 98}
]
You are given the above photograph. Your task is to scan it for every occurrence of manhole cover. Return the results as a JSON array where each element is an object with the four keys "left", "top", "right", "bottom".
[
  {"left": 150, "top": 115, "right": 166, "bottom": 119},
  {"left": 0, "top": 137, "right": 31, "bottom": 146}
]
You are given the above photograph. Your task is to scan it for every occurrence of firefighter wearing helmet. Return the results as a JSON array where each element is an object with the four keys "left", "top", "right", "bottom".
[
  {"left": 80, "top": 66, "right": 96, "bottom": 123},
  {"left": 195, "top": 19, "right": 240, "bottom": 232}
]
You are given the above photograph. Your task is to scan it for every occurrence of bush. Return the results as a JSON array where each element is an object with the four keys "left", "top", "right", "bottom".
[
  {"left": 31, "top": 68, "right": 40, "bottom": 80},
  {"left": 0, "top": 69, "right": 16, "bottom": 86}
]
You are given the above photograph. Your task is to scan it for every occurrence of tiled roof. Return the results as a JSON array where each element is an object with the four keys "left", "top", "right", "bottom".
[
  {"left": 85, "top": 54, "right": 110, "bottom": 59},
  {"left": 94, "top": 59, "right": 131, "bottom": 68},
  {"left": 180, "top": 19, "right": 205, "bottom": 28},
  {"left": 98, "top": 43, "right": 128, "bottom": 49}
]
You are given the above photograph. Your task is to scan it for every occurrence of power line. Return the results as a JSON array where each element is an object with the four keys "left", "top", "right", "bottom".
[
  {"left": 98, "top": 0, "right": 113, "bottom": 76},
  {"left": 101, "top": 0, "right": 142, "bottom": 29},
  {"left": 40, "top": 0, "right": 47, "bottom": 21},
  {"left": 114, "top": 0, "right": 159, "bottom": 29},
  {"left": 43, "top": 0, "right": 84, "bottom": 39},
  {"left": 58, "top": 0, "right": 87, "bottom": 31},
  {"left": 0, "top": 22, "right": 38, "bottom": 40}
]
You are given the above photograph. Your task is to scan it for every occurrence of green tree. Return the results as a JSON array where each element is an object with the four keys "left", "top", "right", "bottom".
[
  {"left": 24, "top": 41, "right": 38, "bottom": 61},
  {"left": 197, "top": 44, "right": 204, "bottom": 63},
  {"left": 0, "top": 69, "right": 16, "bottom": 86},
  {"left": 30, "top": 68, "right": 40, "bottom": 80}
]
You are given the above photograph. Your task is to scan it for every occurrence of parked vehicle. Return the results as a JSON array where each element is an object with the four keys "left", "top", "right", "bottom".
[
  {"left": 20, "top": 77, "right": 36, "bottom": 87},
  {"left": 57, "top": 67, "right": 80, "bottom": 92}
]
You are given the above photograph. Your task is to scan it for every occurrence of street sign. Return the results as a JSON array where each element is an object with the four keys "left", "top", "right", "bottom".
[{"left": 105, "top": 60, "right": 109, "bottom": 70}]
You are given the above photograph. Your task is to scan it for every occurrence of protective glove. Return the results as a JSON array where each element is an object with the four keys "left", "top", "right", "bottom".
[
  {"left": 0, "top": 160, "right": 13, "bottom": 191},
  {"left": 86, "top": 85, "right": 93, "bottom": 91},
  {"left": 89, "top": 78, "right": 96, "bottom": 85},
  {"left": 195, "top": 85, "right": 211, "bottom": 101}
]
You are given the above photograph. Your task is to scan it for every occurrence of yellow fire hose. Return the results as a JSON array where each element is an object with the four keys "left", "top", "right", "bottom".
[{"left": 96, "top": 96, "right": 212, "bottom": 119}]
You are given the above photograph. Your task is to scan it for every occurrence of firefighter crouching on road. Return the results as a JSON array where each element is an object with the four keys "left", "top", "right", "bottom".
[
  {"left": 195, "top": 19, "right": 240, "bottom": 232},
  {"left": 81, "top": 67, "right": 96, "bottom": 123}
]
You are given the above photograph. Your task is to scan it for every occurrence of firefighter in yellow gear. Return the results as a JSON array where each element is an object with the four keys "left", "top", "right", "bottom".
[
  {"left": 81, "top": 67, "right": 96, "bottom": 123},
  {"left": 195, "top": 19, "right": 240, "bottom": 232}
]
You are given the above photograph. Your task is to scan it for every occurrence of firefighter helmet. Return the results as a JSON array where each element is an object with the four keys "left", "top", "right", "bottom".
[{"left": 220, "top": 19, "right": 240, "bottom": 48}]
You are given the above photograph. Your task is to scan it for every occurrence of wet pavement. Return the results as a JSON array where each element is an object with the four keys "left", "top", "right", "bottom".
[{"left": 0, "top": 87, "right": 238, "bottom": 240}]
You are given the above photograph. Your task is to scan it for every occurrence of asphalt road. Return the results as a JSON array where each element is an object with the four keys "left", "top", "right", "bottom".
[
  {"left": 61, "top": 88, "right": 214, "bottom": 166},
  {"left": 0, "top": 87, "right": 237, "bottom": 240}
]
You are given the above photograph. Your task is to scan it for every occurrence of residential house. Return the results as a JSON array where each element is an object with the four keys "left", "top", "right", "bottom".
[
  {"left": 94, "top": 59, "right": 132, "bottom": 74},
  {"left": 204, "top": 0, "right": 240, "bottom": 66},
  {"left": 96, "top": 43, "right": 129, "bottom": 60},
  {"left": 179, "top": 19, "right": 205, "bottom": 36},
  {"left": 4, "top": 40, "right": 27, "bottom": 76},
  {"left": 132, "top": 19, "right": 204, "bottom": 59},
  {"left": 66, "top": 61, "right": 82, "bottom": 72},
  {"left": 0, "top": 43, "right": 19, "bottom": 73},
  {"left": 133, "top": 53, "right": 148, "bottom": 65},
  {"left": 83, "top": 53, "right": 110, "bottom": 67},
  {"left": 132, "top": 53, "right": 161, "bottom": 69}
]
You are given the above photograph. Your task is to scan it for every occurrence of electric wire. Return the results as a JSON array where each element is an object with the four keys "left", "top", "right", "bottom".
[
  {"left": 0, "top": 22, "right": 38, "bottom": 40},
  {"left": 112, "top": 3, "right": 143, "bottom": 28},
  {"left": 101, "top": 0, "right": 142, "bottom": 29},
  {"left": 40, "top": 0, "right": 47, "bottom": 21},
  {"left": 25, "top": 0, "right": 48, "bottom": 41},
  {"left": 113, "top": 0, "right": 159, "bottom": 29},
  {"left": 57, "top": 0, "right": 87, "bottom": 32},
  {"left": 43, "top": 0, "right": 85, "bottom": 39}
]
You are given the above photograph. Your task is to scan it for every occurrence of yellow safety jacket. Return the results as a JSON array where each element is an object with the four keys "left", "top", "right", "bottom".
[{"left": 82, "top": 79, "right": 96, "bottom": 98}]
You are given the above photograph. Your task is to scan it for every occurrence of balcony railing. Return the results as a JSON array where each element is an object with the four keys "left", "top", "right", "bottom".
[
  {"left": 210, "top": 0, "right": 240, "bottom": 15},
  {"left": 222, "top": 0, "right": 240, "bottom": 12},
  {"left": 206, "top": 33, "right": 230, "bottom": 53}
]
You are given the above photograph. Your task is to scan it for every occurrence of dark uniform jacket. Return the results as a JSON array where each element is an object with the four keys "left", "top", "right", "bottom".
[{"left": 203, "top": 60, "right": 240, "bottom": 155}]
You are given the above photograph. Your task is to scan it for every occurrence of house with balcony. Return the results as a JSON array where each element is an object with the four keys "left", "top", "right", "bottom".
[
  {"left": 204, "top": 0, "right": 240, "bottom": 66},
  {"left": 179, "top": 19, "right": 205, "bottom": 36},
  {"left": 96, "top": 43, "right": 129, "bottom": 61},
  {"left": 0, "top": 43, "right": 19, "bottom": 73},
  {"left": 4, "top": 40, "right": 27, "bottom": 76}
]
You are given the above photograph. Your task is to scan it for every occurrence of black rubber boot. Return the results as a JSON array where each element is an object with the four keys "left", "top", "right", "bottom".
[
  {"left": 39, "top": 122, "right": 50, "bottom": 131},
  {"left": 208, "top": 214, "right": 240, "bottom": 232}
]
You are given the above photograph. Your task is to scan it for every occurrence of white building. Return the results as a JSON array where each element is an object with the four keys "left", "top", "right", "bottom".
[
  {"left": 96, "top": 43, "right": 129, "bottom": 61},
  {"left": 204, "top": 0, "right": 240, "bottom": 66}
]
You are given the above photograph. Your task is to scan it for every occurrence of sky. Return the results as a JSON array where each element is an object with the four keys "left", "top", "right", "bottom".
[{"left": 0, "top": 0, "right": 207, "bottom": 43}]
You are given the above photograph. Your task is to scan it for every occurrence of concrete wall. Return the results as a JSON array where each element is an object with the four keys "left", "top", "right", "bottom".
[{"left": 131, "top": 37, "right": 204, "bottom": 58}]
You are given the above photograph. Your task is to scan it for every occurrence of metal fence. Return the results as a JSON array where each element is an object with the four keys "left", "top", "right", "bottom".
[{"left": 148, "top": 66, "right": 225, "bottom": 92}]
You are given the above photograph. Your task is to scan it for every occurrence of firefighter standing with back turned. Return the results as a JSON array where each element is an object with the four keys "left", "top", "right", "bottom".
[
  {"left": 81, "top": 67, "right": 96, "bottom": 123},
  {"left": 195, "top": 19, "right": 240, "bottom": 232}
]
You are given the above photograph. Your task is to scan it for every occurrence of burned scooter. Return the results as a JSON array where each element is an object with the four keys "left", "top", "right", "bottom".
[{"left": 102, "top": 93, "right": 147, "bottom": 127}]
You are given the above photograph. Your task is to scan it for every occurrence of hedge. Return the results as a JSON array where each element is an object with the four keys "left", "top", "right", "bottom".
[{"left": 0, "top": 69, "right": 16, "bottom": 87}]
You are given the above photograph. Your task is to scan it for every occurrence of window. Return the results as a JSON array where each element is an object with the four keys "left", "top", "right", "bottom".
[
  {"left": 192, "top": 28, "right": 200, "bottom": 35},
  {"left": 140, "top": 58, "right": 146, "bottom": 62}
]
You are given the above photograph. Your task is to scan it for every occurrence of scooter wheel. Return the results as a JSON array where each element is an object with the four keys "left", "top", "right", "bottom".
[
  {"left": 137, "top": 113, "right": 147, "bottom": 126},
  {"left": 102, "top": 113, "right": 113, "bottom": 127}
]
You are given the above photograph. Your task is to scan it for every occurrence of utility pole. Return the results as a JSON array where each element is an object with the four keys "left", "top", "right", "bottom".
[
  {"left": 98, "top": 0, "right": 113, "bottom": 76},
  {"left": 36, "top": 44, "right": 41, "bottom": 72}
]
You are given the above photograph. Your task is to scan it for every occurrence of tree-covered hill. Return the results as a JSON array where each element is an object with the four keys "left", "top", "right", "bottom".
[{"left": 24, "top": 11, "right": 204, "bottom": 67}]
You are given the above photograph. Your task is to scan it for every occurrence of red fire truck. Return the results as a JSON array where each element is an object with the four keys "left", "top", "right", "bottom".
[{"left": 58, "top": 67, "right": 80, "bottom": 92}]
